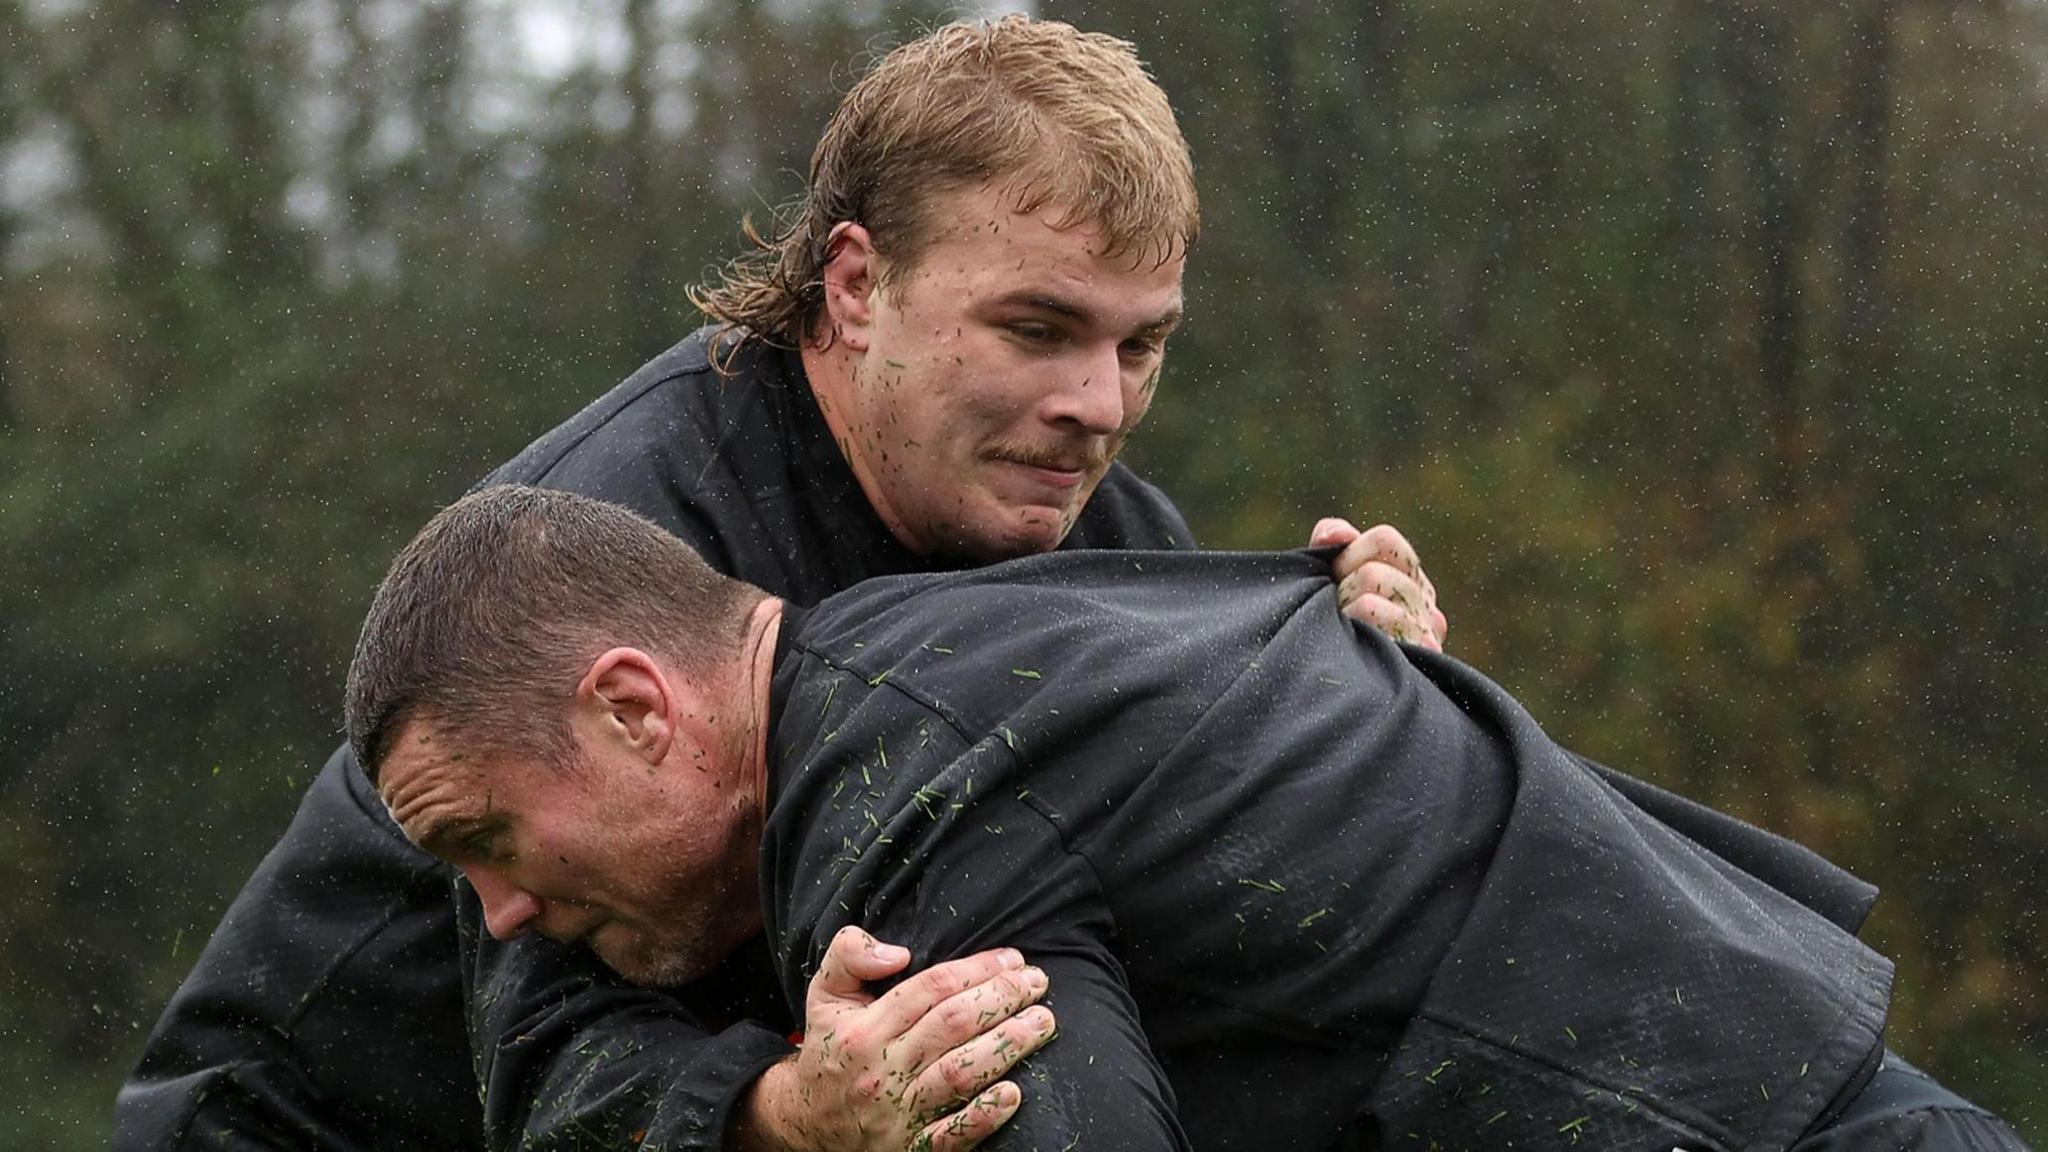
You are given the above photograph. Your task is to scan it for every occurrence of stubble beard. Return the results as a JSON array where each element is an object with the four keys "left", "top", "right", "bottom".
[{"left": 595, "top": 920, "right": 718, "bottom": 990}]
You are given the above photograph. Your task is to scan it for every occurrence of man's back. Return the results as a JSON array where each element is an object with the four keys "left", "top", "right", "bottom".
[{"left": 763, "top": 550, "right": 1890, "bottom": 1150}]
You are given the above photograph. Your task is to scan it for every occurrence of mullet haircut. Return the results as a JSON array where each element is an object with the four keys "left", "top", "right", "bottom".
[
  {"left": 690, "top": 14, "right": 1201, "bottom": 364},
  {"left": 344, "top": 486, "right": 760, "bottom": 778}
]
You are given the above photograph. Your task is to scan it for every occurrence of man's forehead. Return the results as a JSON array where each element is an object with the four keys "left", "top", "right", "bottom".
[
  {"left": 919, "top": 198, "right": 1184, "bottom": 321},
  {"left": 927, "top": 182, "right": 1185, "bottom": 264},
  {"left": 376, "top": 720, "right": 476, "bottom": 807}
]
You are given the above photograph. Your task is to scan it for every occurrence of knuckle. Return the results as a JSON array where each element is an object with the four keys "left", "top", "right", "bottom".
[
  {"left": 825, "top": 926, "right": 864, "bottom": 960},
  {"left": 835, "top": 1021, "right": 875, "bottom": 1056},
  {"left": 901, "top": 1082, "right": 935, "bottom": 1123},
  {"left": 1001, "top": 967, "right": 1042, "bottom": 1003},
  {"left": 1336, "top": 568, "right": 1366, "bottom": 601},
  {"left": 1355, "top": 594, "right": 1396, "bottom": 623},
  {"left": 920, "top": 964, "right": 975, "bottom": 999},
  {"left": 940, "top": 1050, "right": 985, "bottom": 1094},
  {"left": 995, "top": 1019, "right": 1043, "bottom": 1061},
  {"left": 934, "top": 994, "right": 983, "bottom": 1036}
]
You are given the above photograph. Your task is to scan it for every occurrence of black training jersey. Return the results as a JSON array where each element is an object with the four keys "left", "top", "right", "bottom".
[{"left": 763, "top": 550, "right": 1891, "bottom": 1152}]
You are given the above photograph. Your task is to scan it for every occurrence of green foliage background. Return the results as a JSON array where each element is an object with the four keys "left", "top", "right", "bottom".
[{"left": 1, "top": 0, "right": 2041, "bottom": 1144}]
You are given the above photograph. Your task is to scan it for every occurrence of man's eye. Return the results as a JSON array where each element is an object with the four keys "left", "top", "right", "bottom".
[
  {"left": 1007, "top": 322, "right": 1059, "bottom": 344},
  {"left": 463, "top": 831, "right": 500, "bottom": 859},
  {"left": 1120, "top": 337, "right": 1163, "bottom": 360}
]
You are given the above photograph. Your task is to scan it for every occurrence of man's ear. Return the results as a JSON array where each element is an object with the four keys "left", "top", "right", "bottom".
[
  {"left": 578, "top": 648, "right": 674, "bottom": 765},
  {"left": 819, "top": 221, "right": 878, "bottom": 352}
]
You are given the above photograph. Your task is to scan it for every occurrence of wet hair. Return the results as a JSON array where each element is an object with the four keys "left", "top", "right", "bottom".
[
  {"left": 345, "top": 486, "right": 761, "bottom": 777},
  {"left": 689, "top": 14, "right": 1200, "bottom": 365}
]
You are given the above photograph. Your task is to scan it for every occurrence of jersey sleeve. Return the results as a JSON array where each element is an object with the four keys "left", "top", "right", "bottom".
[
  {"left": 763, "top": 661, "right": 1186, "bottom": 1152},
  {"left": 859, "top": 817, "right": 1185, "bottom": 1152},
  {"left": 458, "top": 894, "right": 793, "bottom": 1150},
  {"left": 114, "top": 747, "right": 482, "bottom": 1152}
]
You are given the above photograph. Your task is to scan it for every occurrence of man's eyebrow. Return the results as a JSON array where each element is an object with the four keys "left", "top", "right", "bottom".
[
  {"left": 994, "top": 291, "right": 1090, "bottom": 322},
  {"left": 1136, "top": 304, "right": 1184, "bottom": 334},
  {"left": 992, "top": 291, "right": 1184, "bottom": 333},
  {"left": 409, "top": 810, "right": 492, "bottom": 856}
]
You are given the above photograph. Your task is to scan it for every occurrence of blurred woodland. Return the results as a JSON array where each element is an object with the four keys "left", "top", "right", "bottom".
[{"left": 1, "top": 0, "right": 2043, "bottom": 1144}]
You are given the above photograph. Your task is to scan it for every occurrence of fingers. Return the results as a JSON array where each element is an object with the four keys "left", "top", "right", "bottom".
[
  {"left": 1343, "top": 592, "right": 1444, "bottom": 651},
  {"left": 779, "top": 937, "right": 1051, "bottom": 1152},
  {"left": 811, "top": 925, "right": 912, "bottom": 1006},
  {"left": 913, "top": 1081, "right": 1023, "bottom": 1152},
  {"left": 1334, "top": 524, "right": 1427, "bottom": 589},
  {"left": 1330, "top": 523, "right": 1448, "bottom": 650},
  {"left": 808, "top": 939, "right": 1042, "bottom": 1068},
  {"left": 1316, "top": 519, "right": 1435, "bottom": 613},
  {"left": 902, "top": 1001, "right": 1056, "bottom": 1122},
  {"left": 1336, "top": 558, "right": 1427, "bottom": 621},
  {"left": 1338, "top": 559, "right": 1443, "bottom": 652},
  {"left": 863, "top": 946, "right": 1028, "bottom": 1041},
  {"left": 1308, "top": 516, "right": 1361, "bottom": 548},
  {"left": 889, "top": 965, "right": 1051, "bottom": 1093}
]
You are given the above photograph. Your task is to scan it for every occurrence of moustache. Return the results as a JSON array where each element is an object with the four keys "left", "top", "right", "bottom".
[{"left": 985, "top": 439, "right": 1114, "bottom": 474}]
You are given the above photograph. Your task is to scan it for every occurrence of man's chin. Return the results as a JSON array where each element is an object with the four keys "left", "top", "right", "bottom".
[
  {"left": 593, "top": 932, "right": 702, "bottom": 989},
  {"left": 940, "top": 503, "right": 1080, "bottom": 563}
]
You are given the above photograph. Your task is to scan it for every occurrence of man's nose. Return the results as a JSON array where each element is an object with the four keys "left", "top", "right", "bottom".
[
  {"left": 1040, "top": 346, "right": 1127, "bottom": 436},
  {"left": 468, "top": 870, "right": 542, "bottom": 941}
]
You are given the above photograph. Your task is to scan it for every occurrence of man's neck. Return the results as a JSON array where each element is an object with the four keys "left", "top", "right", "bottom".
[{"left": 737, "top": 596, "right": 786, "bottom": 818}]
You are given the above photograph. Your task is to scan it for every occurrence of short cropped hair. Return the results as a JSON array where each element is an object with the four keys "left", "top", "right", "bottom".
[
  {"left": 344, "top": 486, "right": 762, "bottom": 778},
  {"left": 691, "top": 15, "right": 1201, "bottom": 361}
]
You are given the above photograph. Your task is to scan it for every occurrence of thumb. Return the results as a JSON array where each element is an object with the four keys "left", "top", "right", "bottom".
[
  {"left": 810, "top": 925, "right": 912, "bottom": 1006},
  {"left": 1309, "top": 516, "right": 1360, "bottom": 548}
]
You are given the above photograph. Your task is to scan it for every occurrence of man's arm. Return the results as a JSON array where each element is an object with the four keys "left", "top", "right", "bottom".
[
  {"left": 460, "top": 918, "right": 790, "bottom": 1150},
  {"left": 736, "top": 928, "right": 1058, "bottom": 1152},
  {"left": 115, "top": 747, "right": 483, "bottom": 1152},
  {"left": 765, "top": 716, "right": 1186, "bottom": 1152},
  {"left": 461, "top": 885, "right": 1058, "bottom": 1152}
]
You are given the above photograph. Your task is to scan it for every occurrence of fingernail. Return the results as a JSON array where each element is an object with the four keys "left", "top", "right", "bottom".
[
  {"left": 872, "top": 941, "right": 908, "bottom": 961},
  {"left": 997, "top": 948, "right": 1024, "bottom": 969},
  {"left": 1021, "top": 966, "right": 1048, "bottom": 992}
]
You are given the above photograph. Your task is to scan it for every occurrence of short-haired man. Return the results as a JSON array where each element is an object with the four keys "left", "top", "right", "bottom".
[
  {"left": 354, "top": 486, "right": 2030, "bottom": 1152},
  {"left": 118, "top": 17, "right": 1446, "bottom": 1152}
]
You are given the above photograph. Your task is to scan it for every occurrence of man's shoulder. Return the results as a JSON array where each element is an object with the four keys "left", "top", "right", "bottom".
[
  {"left": 479, "top": 327, "right": 790, "bottom": 496},
  {"left": 803, "top": 549, "right": 1332, "bottom": 640},
  {"left": 788, "top": 550, "right": 1335, "bottom": 729},
  {"left": 1064, "top": 461, "right": 1195, "bottom": 551}
]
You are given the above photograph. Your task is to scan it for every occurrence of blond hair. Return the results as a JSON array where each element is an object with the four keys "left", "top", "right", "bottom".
[{"left": 690, "top": 15, "right": 1200, "bottom": 363}]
